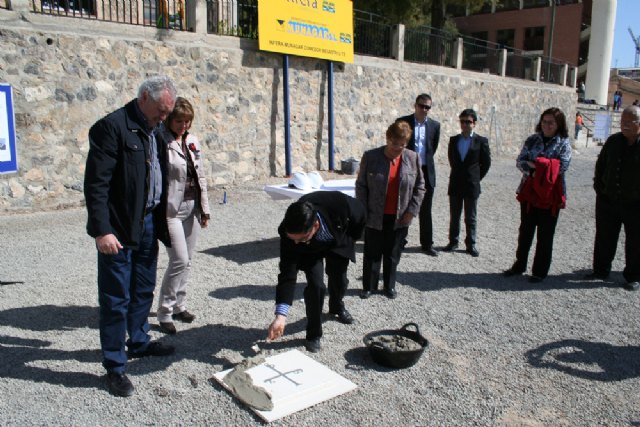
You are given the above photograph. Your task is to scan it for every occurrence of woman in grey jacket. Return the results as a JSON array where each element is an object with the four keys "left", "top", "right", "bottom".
[
  {"left": 157, "top": 98, "right": 210, "bottom": 334},
  {"left": 356, "top": 121, "right": 425, "bottom": 299}
]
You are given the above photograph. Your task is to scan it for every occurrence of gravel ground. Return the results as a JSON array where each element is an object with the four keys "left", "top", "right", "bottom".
[{"left": 0, "top": 143, "right": 638, "bottom": 426}]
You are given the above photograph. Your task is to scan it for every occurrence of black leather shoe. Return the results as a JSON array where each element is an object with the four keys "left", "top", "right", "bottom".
[
  {"left": 624, "top": 281, "right": 640, "bottom": 291},
  {"left": 128, "top": 341, "right": 175, "bottom": 359},
  {"left": 159, "top": 322, "right": 176, "bottom": 335},
  {"left": 172, "top": 311, "right": 195, "bottom": 323},
  {"left": 583, "top": 272, "right": 609, "bottom": 280},
  {"left": 442, "top": 242, "right": 459, "bottom": 252},
  {"left": 329, "top": 309, "right": 354, "bottom": 324},
  {"left": 422, "top": 246, "right": 438, "bottom": 256},
  {"left": 106, "top": 372, "right": 134, "bottom": 397},
  {"left": 503, "top": 267, "right": 524, "bottom": 277},
  {"left": 360, "top": 290, "right": 372, "bottom": 299},
  {"left": 383, "top": 289, "right": 397, "bottom": 299},
  {"left": 466, "top": 246, "right": 479, "bottom": 257},
  {"left": 528, "top": 275, "right": 544, "bottom": 283},
  {"left": 305, "top": 338, "right": 321, "bottom": 353}
]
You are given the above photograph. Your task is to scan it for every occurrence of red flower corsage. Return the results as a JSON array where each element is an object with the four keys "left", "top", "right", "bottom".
[{"left": 188, "top": 142, "right": 200, "bottom": 160}]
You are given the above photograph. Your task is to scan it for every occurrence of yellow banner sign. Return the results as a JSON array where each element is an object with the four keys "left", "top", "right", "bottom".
[{"left": 258, "top": 0, "right": 354, "bottom": 63}]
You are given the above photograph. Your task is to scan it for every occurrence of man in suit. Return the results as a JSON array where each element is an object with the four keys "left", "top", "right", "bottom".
[
  {"left": 397, "top": 93, "right": 441, "bottom": 256},
  {"left": 442, "top": 109, "right": 491, "bottom": 257},
  {"left": 267, "top": 191, "right": 366, "bottom": 353},
  {"left": 84, "top": 76, "right": 177, "bottom": 397}
]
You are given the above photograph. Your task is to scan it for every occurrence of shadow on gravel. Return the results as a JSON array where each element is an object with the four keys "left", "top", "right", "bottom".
[
  {"left": 526, "top": 339, "right": 640, "bottom": 381},
  {"left": 0, "top": 334, "right": 100, "bottom": 388},
  {"left": 0, "top": 305, "right": 98, "bottom": 331},
  {"left": 398, "top": 270, "right": 622, "bottom": 292},
  {"left": 200, "top": 238, "right": 280, "bottom": 264},
  {"left": 209, "top": 284, "right": 274, "bottom": 301},
  {"left": 209, "top": 282, "right": 305, "bottom": 302}
]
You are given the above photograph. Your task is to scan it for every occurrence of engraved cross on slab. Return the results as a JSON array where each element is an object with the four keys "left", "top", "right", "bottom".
[{"left": 263, "top": 363, "right": 303, "bottom": 386}]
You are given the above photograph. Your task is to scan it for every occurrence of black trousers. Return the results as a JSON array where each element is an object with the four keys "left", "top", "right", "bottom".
[
  {"left": 299, "top": 253, "right": 349, "bottom": 340},
  {"left": 512, "top": 202, "right": 559, "bottom": 279},
  {"left": 362, "top": 215, "right": 408, "bottom": 292},
  {"left": 593, "top": 195, "right": 640, "bottom": 282},
  {"left": 419, "top": 185, "right": 435, "bottom": 249},
  {"left": 448, "top": 195, "right": 478, "bottom": 248}
]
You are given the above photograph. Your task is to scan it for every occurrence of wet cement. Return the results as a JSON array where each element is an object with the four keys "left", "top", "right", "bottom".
[
  {"left": 223, "top": 354, "right": 274, "bottom": 411},
  {"left": 369, "top": 335, "right": 423, "bottom": 352}
]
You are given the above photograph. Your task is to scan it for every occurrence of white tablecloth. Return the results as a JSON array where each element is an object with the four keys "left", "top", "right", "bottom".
[{"left": 263, "top": 179, "right": 355, "bottom": 200}]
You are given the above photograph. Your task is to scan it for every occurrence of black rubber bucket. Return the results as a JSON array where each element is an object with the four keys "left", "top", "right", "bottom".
[{"left": 363, "top": 323, "right": 428, "bottom": 369}]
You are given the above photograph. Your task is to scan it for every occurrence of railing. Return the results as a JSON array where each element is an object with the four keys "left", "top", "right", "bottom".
[
  {"left": 461, "top": 37, "right": 500, "bottom": 74},
  {"left": 353, "top": 10, "right": 392, "bottom": 58},
  {"left": 404, "top": 26, "right": 455, "bottom": 67},
  {"left": 540, "top": 58, "right": 566, "bottom": 85},
  {"left": 32, "top": 0, "right": 187, "bottom": 30},
  {"left": 505, "top": 51, "right": 537, "bottom": 80},
  {"left": 207, "top": 0, "right": 257, "bottom": 38}
]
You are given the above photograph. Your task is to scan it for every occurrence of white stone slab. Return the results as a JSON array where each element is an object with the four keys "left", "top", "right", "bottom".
[
  {"left": 263, "top": 179, "right": 355, "bottom": 200},
  {"left": 213, "top": 349, "right": 357, "bottom": 423}
]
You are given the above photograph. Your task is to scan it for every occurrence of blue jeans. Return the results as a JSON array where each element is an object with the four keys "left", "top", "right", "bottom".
[{"left": 97, "top": 213, "right": 158, "bottom": 373}]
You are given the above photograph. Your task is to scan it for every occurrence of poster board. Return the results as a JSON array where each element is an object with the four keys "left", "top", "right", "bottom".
[
  {"left": 263, "top": 178, "right": 355, "bottom": 200},
  {"left": 593, "top": 111, "right": 612, "bottom": 141},
  {"left": 258, "top": 0, "right": 354, "bottom": 63},
  {"left": 213, "top": 349, "right": 357, "bottom": 423},
  {"left": 0, "top": 84, "right": 18, "bottom": 174}
]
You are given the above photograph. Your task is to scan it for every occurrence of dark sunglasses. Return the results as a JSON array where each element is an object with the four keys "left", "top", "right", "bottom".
[
  {"left": 459, "top": 119, "right": 474, "bottom": 124},
  {"left": 417, "top": 103, "right": 432, "bottom": 110}
]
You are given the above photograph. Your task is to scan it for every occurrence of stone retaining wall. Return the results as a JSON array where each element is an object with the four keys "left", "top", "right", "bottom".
[{"left": 0, "top": 9, "right": 577, "bottom": 212}]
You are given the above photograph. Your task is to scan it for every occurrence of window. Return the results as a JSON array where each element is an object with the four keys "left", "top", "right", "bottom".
[
  {"left": 523, "top": 0, "right": 550, "bottom": 8},
  {"left": 523, "top": 26, "right": 545, "bottom": 51},
  {"left": 497, "top": 29, "right": 515, "bottom": 49}
]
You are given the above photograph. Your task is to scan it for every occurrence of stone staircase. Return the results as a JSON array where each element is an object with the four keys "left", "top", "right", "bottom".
[{"left": 575, "top": 103, "right": 621, "bottom": 147}]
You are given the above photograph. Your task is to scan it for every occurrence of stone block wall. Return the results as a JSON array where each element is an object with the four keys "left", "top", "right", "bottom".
[{"left": 0, "top": 9, "right": 577, "bottom": 211}]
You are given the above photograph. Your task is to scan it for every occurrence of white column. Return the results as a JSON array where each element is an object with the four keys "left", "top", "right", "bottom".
[
  {"left": 453, "top": 37, "right": 463, "bottom": 70},
  {"left": 585, "top": 0, "right": 616, "bottom": 105},
  {"left": 391, "top": 24, "right": 405, "bottom": 62}
]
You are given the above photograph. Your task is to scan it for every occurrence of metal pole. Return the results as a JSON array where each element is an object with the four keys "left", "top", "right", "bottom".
[
  {"left": 283, "top": 54, "right": 291, "bottom": 177},
  {"left": 327, "top": 61, "right": 335, "bottom": 171},
  {"left": 546, "top": 0, "right": 556, "bottom": 81}
]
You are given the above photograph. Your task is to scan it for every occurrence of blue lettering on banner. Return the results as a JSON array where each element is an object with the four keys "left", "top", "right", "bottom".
[
  {"left": 339, "top": 33, "right": 351, "bottom": 44},
  {"left": 322, "top": 1, "right": 335, "bottom": 13},
  {"left": 287, "top": 20, "right": 337, "bottom": 41}
]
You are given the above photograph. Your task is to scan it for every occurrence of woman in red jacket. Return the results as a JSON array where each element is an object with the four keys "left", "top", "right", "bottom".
[{"left": 503, "top": 108, "right": 572, "bottom": 283}]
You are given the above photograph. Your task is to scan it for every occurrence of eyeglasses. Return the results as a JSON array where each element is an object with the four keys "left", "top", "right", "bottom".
[
  {"left": 416, "top": 103, "right": 432, "bottom": 110},
  {"left": 541, "top": 120, "right": 557, "bottom": 126},
  {"left": 459, "top": 119, "right": 474, "bottom": 124}
]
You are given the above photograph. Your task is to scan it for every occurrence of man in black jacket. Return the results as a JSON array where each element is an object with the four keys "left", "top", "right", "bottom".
[
  {"left": 586, "top": 105, "right": 640, "bottom": 291},
  {"left": 267, "top": 191, "right": 366, "bottom": 353},
  {"left": 84, "top": 76, "right": 177, "bottom": 397},
  {"left": 397, "top": 93, "right": 441, "bottom": 256},
  {"left": 442, "top": 109, "right": 491, "bottom": 257}
]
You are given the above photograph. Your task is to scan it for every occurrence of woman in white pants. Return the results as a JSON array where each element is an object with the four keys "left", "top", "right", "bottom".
[{"left": 158, "top": 97, "right": 210, "bottom": 334}]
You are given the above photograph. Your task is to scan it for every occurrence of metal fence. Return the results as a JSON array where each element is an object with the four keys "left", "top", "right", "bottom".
[
  {"left": 540, "top": 58, "right": 566, "bottom": 85},
  {"left": 32, "top": 0, "right": 187, "bottom": 30},
  {"left": 353, "top": 10, "right": 392, "bottom": 58},
  {"left": 461, "top": 37, "right": 500, "bottom": 74},
  {"left": 505, "top": 51, "right": 537, "bottom": 80},
  {"left": 207, "top": 0, "right": 257, "bottom": 38},
  {"left": 404, "top": 27, "right": 455, "bottom": 67},
  {"left": 23, "top": 1, "right": 573, "bottom": 87}
]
